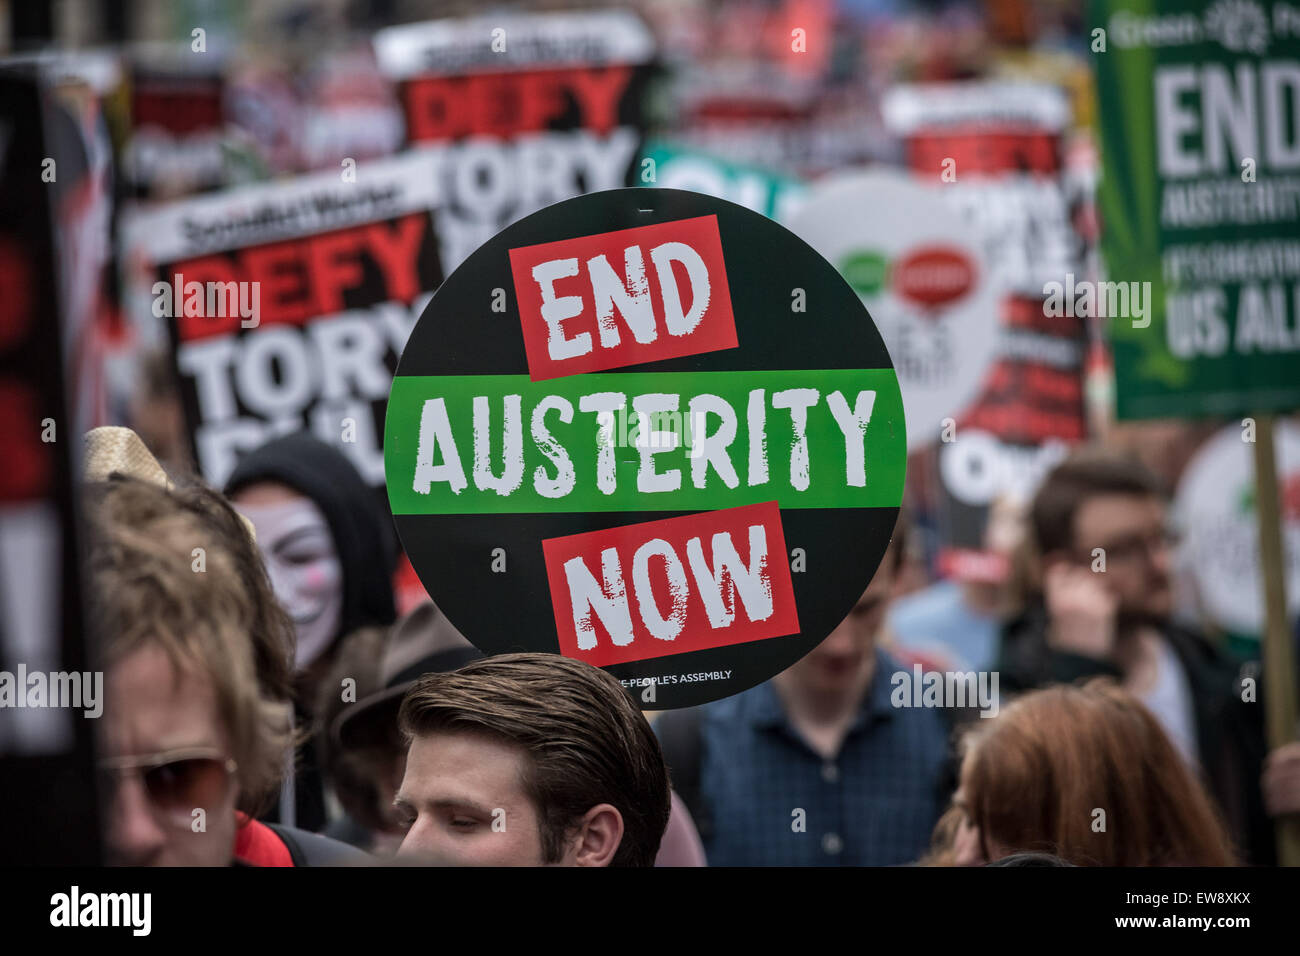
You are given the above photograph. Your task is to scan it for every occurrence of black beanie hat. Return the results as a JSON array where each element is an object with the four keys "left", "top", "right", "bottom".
[{"left": 224, "top": 432, "right": 398, "bottom": 643}]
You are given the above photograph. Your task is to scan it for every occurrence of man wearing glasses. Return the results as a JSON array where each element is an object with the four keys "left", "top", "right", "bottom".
[
  {"left": 998, "top": 450, "right": 1295, "bottom": 865},
  {"left": 86, "top": 473, "right": 365, "bottom": 866}
]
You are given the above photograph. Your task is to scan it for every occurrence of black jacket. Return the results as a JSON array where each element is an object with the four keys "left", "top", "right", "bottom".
[{"left": 998, "top": 603, "right": 1274, "bottom": 865}]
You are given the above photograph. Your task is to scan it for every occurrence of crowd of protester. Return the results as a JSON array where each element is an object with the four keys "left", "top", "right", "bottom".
[
  {"left": 9, "top": 0, "right": 1295, "bottom": 871},
  {"left": 78, "top": 418, "right": 1300, "bottom": 867}
]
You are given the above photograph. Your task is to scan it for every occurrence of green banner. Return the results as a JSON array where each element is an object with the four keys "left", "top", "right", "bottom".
[
  {"left": 385, "top": 369, "right": 905, "bottom": 514},
  {"left": 1093, "top": 0, "right": 1300, "bottom": 419}
]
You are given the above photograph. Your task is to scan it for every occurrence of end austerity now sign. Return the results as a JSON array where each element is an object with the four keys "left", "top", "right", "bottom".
[{"left": 385, "top": 188, "right": 906, "bottom": 707}]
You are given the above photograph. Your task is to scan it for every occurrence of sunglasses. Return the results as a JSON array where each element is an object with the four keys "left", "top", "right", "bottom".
[{"left": 98, "top": 748, "right": 238, "bottom": 828}]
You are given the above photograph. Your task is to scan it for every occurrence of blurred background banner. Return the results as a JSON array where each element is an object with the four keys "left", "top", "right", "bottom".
[
  {"left": 1090, "top": 0, "right": 1300, "bottom": 862},
  {"left": 1093, "top": 0, "right": 1300, "bottom": 420},
  {"left": 1174, "top": 421, "right": 1300, "bottom": 644},
  {"left": 883, "top": 79, "right": 1092, "bottom": 581},
  {"left": 639, "top": 140, "right": 806, "bottom": 219},
  {"left": 0, "top": 63, "right": 101, "bottom": 865},
  {"left": 125, "top": 46, "right": 232, "bottom": 197},
  {"left": 374, "top": 9, "right": 657, "bottom": 270},
  {"left": 787, "top": 168, "right": 1001, "bottom": 454},
  {"left": 120, "top": 150, "right": 444, "bottom": 488}
]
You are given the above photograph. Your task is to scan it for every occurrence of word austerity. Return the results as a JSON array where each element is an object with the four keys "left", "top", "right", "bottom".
[{"left": 411, "top": 386, "right": 879, "bottom": 497}]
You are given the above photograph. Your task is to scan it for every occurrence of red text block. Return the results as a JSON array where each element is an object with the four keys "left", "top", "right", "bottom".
[
  {"left": 509, "top": 214, "right": 738, "bottom": 381},
  {"left": 542, "top": 501, "right": 799, "bottom": 668},
  {"left": 171, "top": 213, "right": 428, "bottom": 342},
  {"left": 403, "top": 67, "right": 632, "bottom": 141}
]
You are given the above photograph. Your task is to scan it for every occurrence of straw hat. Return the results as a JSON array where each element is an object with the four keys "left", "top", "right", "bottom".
[
  {"left": 83, "top": 426, "right": 172, "bottom": 487},
  {"left": 82, "top": 425, "right": 257, "bottom": 541}
]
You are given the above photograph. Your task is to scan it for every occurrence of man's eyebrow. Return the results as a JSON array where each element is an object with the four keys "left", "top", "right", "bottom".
[
  {"left": 430, "top": 797, "right": 495, "bottom": 817},
  {"left": 391, "top": 793, "right": 495, "bottom": 817}
]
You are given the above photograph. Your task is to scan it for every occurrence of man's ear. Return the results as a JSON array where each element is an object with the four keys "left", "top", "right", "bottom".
[{"left": 569, "top": 804, "right": 624, "bottom": 867}]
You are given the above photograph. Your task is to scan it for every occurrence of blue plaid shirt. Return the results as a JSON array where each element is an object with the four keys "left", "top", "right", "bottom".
[{"left": 688, "top": 649, "right": 953, "bottom": 866}]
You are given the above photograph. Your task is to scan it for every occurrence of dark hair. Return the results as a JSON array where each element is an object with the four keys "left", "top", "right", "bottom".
[
  {"left": 1031, "top": 450, "right": 1161, "bottom": 555},
  {"left": 398, "top": 653, "right": 670, "bottom": 867}
]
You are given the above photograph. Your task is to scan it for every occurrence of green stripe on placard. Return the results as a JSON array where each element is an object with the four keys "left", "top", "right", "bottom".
[{"left": 385, "top": 369, "right": 905, "bottom": 514}]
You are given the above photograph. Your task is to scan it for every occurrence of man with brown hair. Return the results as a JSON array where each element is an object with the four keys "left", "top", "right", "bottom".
[
  {"left": 999, "top": 447, "right": 1295, "bottom": 865},
  {"left": 393, "top": 653, "right": 670, "bottom": 867}
]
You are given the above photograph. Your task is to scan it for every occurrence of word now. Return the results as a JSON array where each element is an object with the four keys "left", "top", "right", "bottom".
[
  {"left": 510, "top": 214, "right": 737, "bottom": 380},
  {"left": 542, "top": 501, "right": 799, "bottom": 667}
]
